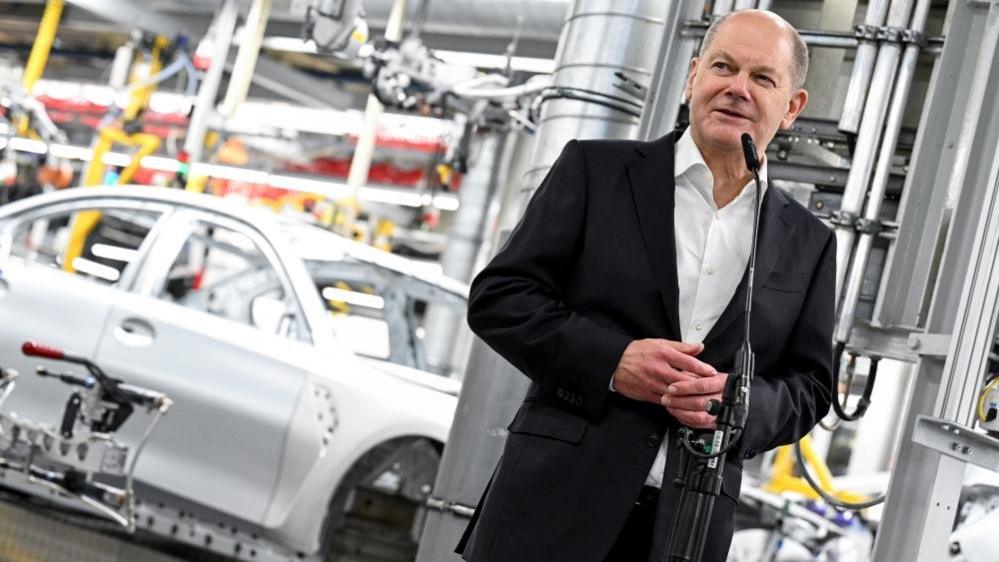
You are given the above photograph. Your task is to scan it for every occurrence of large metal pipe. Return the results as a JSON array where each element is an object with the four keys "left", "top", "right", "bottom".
[
  {"left": 183, "top": 0, "right": 238, "bottom": 162},
  {"left": 833, "top": 0, "right": 916, "bottom": 298},
  {"left": 423, "top": 132, "right": 507, "bottom": 375},
  {"left": 415, "top": 2, "right": 670, "bottom": 560},
  {"left": 835, "top": 0, "right": 932, "bottom": 345},
  {"left": 837, "top": 0, "right": 892, "bottom": 134},
  {"left": 217, "top": 0, "right": 272, "bottom": 118}
]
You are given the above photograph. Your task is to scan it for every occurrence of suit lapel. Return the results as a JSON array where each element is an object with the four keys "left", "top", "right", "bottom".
[
  {"left": 626, "top": 132, "right": 682, "bottom": 340},
  {"left": 703, "top": 182, "right": 793, "bottom": 345}
]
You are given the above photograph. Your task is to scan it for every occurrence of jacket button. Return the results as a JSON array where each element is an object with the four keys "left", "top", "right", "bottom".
[{"left": 645, "top": 433, "right": 661, "bottom": 448}]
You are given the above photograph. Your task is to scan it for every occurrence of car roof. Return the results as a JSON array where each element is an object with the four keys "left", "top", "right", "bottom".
[{"left": 0, "top": 185, "right": 469, "bottom": 298}]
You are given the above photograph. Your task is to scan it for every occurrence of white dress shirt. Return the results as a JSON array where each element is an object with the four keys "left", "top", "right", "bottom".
[{"left": 643, "top": 130, "right": 768, "bottom": 488}]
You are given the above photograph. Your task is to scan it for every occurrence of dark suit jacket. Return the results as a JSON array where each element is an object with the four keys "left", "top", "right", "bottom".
[{"left": 457, "top": 131, "right": 835, "bottom": 562}]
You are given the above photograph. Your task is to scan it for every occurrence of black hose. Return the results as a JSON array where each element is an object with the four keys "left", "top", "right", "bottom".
[
  {"left": 830, "top": 342, "right": 880, "bottom": 421},
  {"left": 793, "top": 441, "right": 886, "bottom": 510}
]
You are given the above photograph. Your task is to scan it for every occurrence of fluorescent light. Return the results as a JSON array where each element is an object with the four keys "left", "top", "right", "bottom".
[
  {"left": 90, "top": 243, "right": 139, "bottom": 263},
  {"left": 358, "top": 186, "right": 424, "bottom": 207},
  {"left": 102, "top": 151, "right": 131, "bottom": 167},
  {"left": 72, "top": 257, "right": 120, "bottom": 282},
  {"left": 49, "top": 144, "right": 93, "bottom": 160},
  {"left": 140, "top": 156, "right": 181, "bottom": 173},
  {"left": 8, "top": 137, "right": 48, "bottom": 155},
  {"left": 268, "top": 174, "right": 350, "bottom": 199},
  {"left": 322, "top": 286, "right": 385, "bottom": 309},
  {"left": 433, "top": 194, "right": 460, "bottom": 211},
  {"left": 208, "top": 164, "right": 270, "bottom": 184}
]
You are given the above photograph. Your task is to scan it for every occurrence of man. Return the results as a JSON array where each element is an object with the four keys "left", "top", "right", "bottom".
[{"left": 457, "top": 9, "right": 834, "bottom": 562}]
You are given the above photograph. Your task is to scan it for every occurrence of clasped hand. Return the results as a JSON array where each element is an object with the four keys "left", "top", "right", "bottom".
[{"left": 610, "top": 339, "right": 727, "bottom": 429}]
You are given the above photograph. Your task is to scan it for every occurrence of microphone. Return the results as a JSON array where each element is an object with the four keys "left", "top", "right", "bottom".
[{"left": 741, "top": 132, "right": 760, "bottom": 173}]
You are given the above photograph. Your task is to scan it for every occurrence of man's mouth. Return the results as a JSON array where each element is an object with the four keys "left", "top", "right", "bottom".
[{"left": 714, "top": 108, "right": 750, "bottom": 120}]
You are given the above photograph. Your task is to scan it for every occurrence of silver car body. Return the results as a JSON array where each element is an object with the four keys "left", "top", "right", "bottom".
[{"left": 0, "top": 186, "right": 462, "bottom": 558}]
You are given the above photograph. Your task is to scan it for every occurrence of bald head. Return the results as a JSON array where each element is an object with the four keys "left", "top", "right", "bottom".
[{"left": 699, "top": 10, "right": 809, "bottom": 89}]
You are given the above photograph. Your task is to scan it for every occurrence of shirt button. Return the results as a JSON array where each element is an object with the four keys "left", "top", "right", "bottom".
[
  {"left": 706, "top": 265, "right": 715, "bottom": 275},
  {"left": 695, "top": 323, "right": 704, "bottom": 331}
]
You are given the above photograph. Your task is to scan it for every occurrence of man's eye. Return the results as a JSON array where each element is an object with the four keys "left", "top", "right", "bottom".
[
  {"left": 714, "top": 62, "right": 730, "bottom": 70},
  {"left": 755, "top": 75, "right": 774, "bottom": 86}
]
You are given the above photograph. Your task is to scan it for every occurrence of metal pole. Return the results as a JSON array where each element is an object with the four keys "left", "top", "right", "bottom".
[
  {"left": 423, "top": 132, "right": 507, "bottom": 375},
  {"left": 838, "top": 0, "right": 891, "bottom": 134},
  {"left": 834, "top": 0, "right": 929, "bottom": 345},
  {"left": 345, "top": 0, "right": 407, "bottom": 212},
  {"left": 218, "top": 0, "right": 273, "bottom": 118},
  {"left": 713, "top": 0, "right": 735, "bottom": 17},
  {"left": 636, "top": 0, "right": 709, "bottom": 141},
  {"left": 416, "top": 2, "right": 670, "bottom": 559},
  {"left": 872, "top": 3, "right": 999, "bottom": 560},
  {"left": 832, "top": 0, "right": 915, "bottom": 298},
  {"left": 183, "top": 0, "right": 238, "bottom": 163}
]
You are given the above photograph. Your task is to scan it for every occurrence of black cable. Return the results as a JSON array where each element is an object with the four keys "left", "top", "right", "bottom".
[
  {"left": 548, "top": 87, "right": 644, "bottom": 108},
  {"left": 793, "top": 441, "right": 886, "bottom": 510},
  {"left": 677, "top": 426, "right": 742, "bottom": 459},
  {"left": 533, "top": 92, "right": 642, "bottom": 119},
  {"left": 830, "top": 342, "right": 880, "bottom": 421}
]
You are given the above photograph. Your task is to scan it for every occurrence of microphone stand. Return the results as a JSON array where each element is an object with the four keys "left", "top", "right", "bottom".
[{"left": 665, "top": 133, "right": 763, "bottom": 562}]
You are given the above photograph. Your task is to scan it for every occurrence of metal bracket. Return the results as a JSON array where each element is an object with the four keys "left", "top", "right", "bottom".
[
  {"left": 855, "top": 24, "right": 881, "bottom": 42},
  {"left": 855, "top": 217, "right": 883, "bottom": 235},
  {"left": 830, "top": 209, "right": 858, "bottom": 229},
  {"left": 425, "top": 496, "right": 476, "bottom": 518},
  {"left": 613, "top": 71, "right": 648, "bottom": 101},
  {"left": 901, "top": 29, "right": 929, "bottom": 49},
  {"left": 912, "top": 415, "right": 999, "bottom": 472},
  {"left": 906, "top": 332, "right": 952, "bottom": 358},
  {"left": 875, "top": 26, "right": 906, "bottom": 44}
]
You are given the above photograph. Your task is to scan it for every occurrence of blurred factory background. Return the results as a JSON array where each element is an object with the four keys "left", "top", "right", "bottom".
[{"left": 0, "top": 1, "right": 997, "bottom": 562}]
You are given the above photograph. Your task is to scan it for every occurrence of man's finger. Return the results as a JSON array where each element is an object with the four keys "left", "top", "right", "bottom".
[
  {"left": 666, "top": 407, "right": 716, "bottom": 429},
  {"left": 663, "top": 347, "right": 717, "bottom": 377},
  {"left": 660, "top": 393, "right": 720, "bottom": 412},
  {"left": 654, "top": 364, "right": 699, "bottom": 385},
  {"left": 667, "top": 374, "right": 727, "bottom": 396},
  {"left": 664, "top": 340, "right": 704, "bottom": 356}
]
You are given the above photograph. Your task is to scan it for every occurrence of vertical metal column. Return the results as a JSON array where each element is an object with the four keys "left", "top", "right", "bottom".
[
  {"left": 415, "top": 2, "right": 671, "bottom": 559},
  {"left": 872, "top": 2, "right": 999, "bottom": 560},
  {"left": 637, "top": 0, "right": 708, "bottom": 141},
  {"left": 183, "top": 0, "right": 238, "bottom": 163},
  {"left": 838, "top": 0, "right": 891, "bottom": 134},
  {"left": 832, "top": 0, "right": 916, "bottom": 295},
  {"left": 835, "top": 0, "right": 929, "bottom": 343},
  {"left": 423, "top": 132, "right": 507, "bottom": 375}
]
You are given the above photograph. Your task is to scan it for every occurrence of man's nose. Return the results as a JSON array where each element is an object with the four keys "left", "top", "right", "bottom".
[{"left": 724, "top": 73, "right": 752, "bottom": 100}]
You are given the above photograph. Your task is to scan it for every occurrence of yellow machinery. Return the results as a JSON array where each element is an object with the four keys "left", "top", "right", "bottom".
[
  {"left": 63, "top": 36, "right": 170, "bottom": 274},
  {"left": 17, "top": 0, "right": 64, "bottom": 138},
  {"left": 763, "top": 435, "right": 871, "bottom": 506}
]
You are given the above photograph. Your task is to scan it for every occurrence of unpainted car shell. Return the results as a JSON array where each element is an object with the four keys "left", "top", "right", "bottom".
[{"left": 0, "top": 186, "right": 462, "bottom": 556}]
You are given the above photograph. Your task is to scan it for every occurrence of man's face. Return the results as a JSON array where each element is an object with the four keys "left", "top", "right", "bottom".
[{"left": 684, "top": 13, "right": 808, "bottom": 155}]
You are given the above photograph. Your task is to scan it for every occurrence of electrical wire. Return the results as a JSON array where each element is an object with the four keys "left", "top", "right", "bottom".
[
  {"left": 793, "top": 441, "right": 886, "bottom": 510},
  {"left": 976, "top": 374, "right": 999, "bottom": 422},
  {"left": 830, "top": 342, "right": 880, "bottom": 422},
  {"left": 532, "top": 91, "right": 642, "bottom": 119}
]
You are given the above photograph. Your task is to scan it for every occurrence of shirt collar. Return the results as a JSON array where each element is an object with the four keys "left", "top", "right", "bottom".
[{"left": 674, "top": 129, "right": 769, "bottom": 207}]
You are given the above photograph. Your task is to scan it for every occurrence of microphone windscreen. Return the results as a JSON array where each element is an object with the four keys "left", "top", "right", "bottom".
[{"left": 741, "top": 133, "right": 760, "bottom": 172}]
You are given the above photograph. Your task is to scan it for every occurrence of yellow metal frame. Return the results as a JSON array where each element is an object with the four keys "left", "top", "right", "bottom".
[
  {"left": 763, "top": 435, "right": 870, "bottom": 505},
  {"left": 63, "top": 35, "right": 169, "bottom": 274},
  {"left": 17, "top": 0, "right": 64, "bottom": 137}
]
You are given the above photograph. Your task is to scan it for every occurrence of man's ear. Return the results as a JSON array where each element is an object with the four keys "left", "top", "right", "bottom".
[
  {"left": 684, "top": 58, "right": 699, "bottom": 103},
  {"left": 780, "top": 88, "right": 809, "bottom": 129}
]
